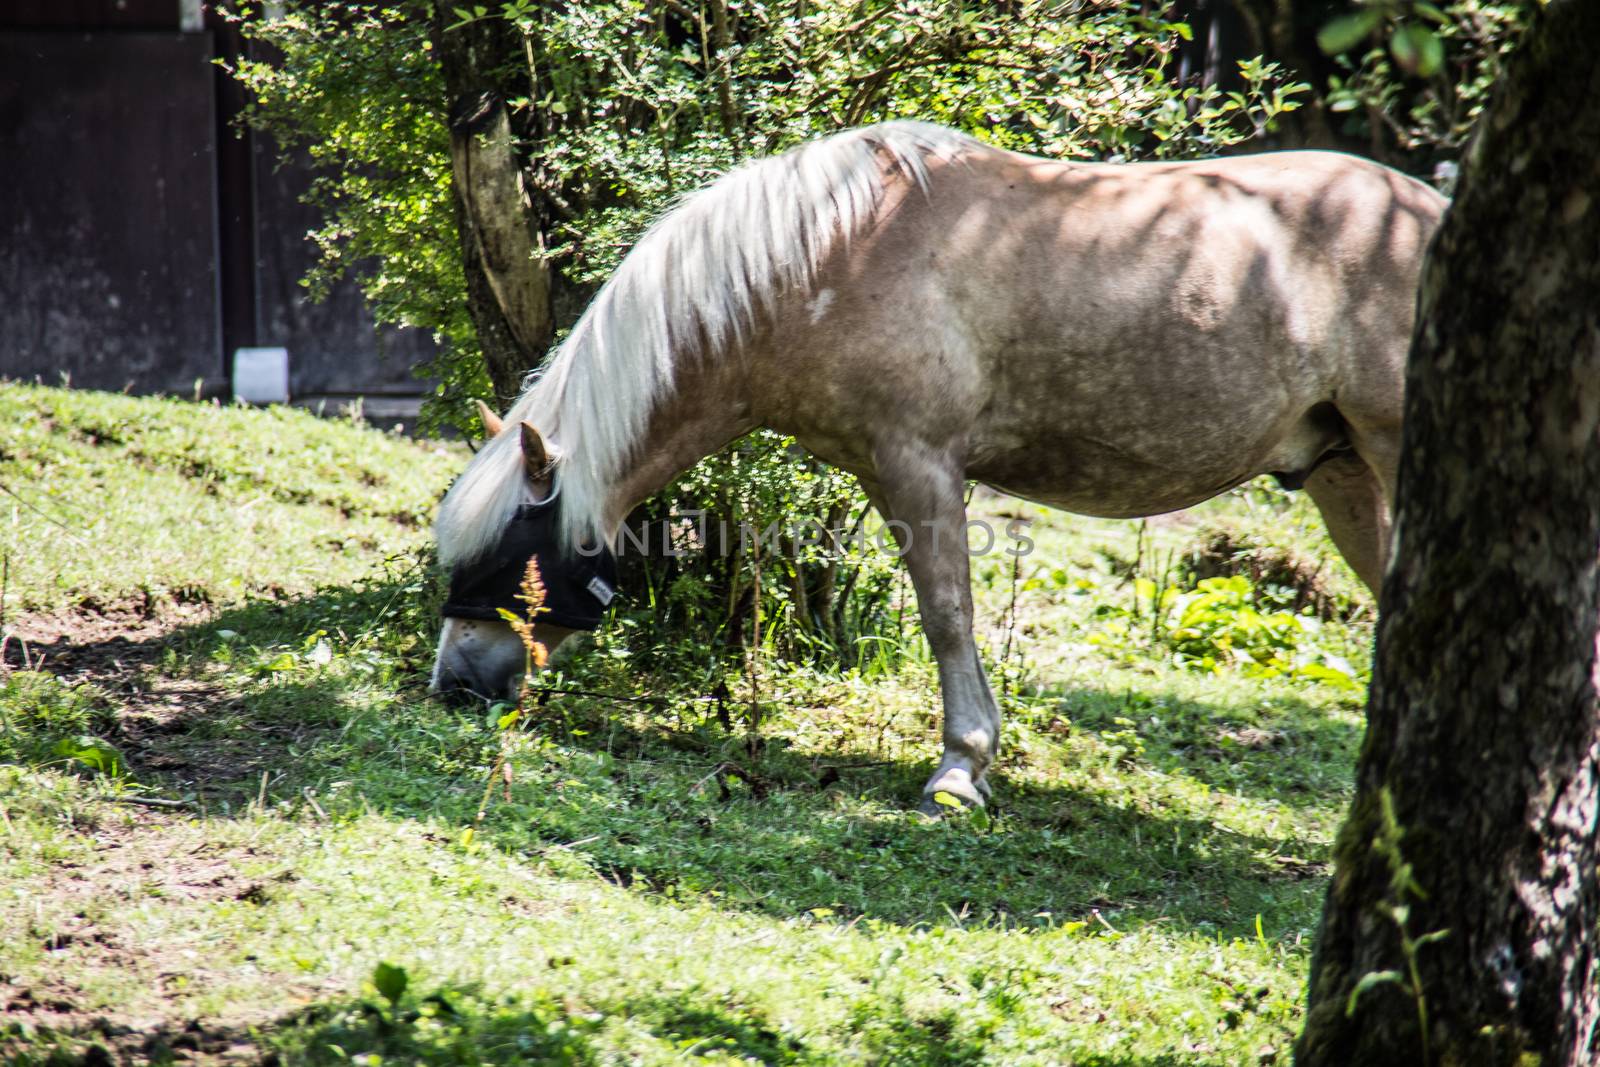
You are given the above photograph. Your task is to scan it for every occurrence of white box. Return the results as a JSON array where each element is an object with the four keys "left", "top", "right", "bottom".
[{"left": 232, "top": 347, "right": 290, "bottom": 405}]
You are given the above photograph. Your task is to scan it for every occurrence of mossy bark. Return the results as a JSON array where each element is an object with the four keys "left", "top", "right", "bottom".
[{"left": 1296, "top": 3, "right": 1600, "bottom": 1064}]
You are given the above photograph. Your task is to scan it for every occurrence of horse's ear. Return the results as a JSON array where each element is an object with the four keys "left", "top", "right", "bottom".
[
  {"left": 474, "top": 399, "right": 504, "bottom": 438},
  {"left": 519, "top": 422, "right": 551, "bottom": 477}
]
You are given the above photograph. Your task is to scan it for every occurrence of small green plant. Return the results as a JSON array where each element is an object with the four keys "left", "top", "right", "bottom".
[
  {"left": 372, "top": 960, "right": 409, "bottom": 1008},
  {"left": 50, "top": 736, "right": 124, "bottom": 778},
  {"left": 1100, "top": 716, "right": 1148, "bottom": 767},
  {"left": 1345, "top": 788, "right": 1450, "bottom": 1066},
  {"left": 273, "top": 965, "right": 597, "bottom": 1064},
  {"left": 1091, "top": 573, "right": 1361, "bottom": 688},
  {"left": 0, "top": 671, "right": 117, "bottom": 771}
]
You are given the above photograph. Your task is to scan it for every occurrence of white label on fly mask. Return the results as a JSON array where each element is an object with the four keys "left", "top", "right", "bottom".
[{"left": 587, "top": 576, "right": 616, "bottom": 606}]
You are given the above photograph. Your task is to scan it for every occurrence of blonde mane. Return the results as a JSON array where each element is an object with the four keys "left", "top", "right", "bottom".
[{"left": 433, "top": 120, "right": 975, "bottom": 566}]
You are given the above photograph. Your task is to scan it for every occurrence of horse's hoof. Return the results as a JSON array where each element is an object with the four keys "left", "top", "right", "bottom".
[{"left": 918, "top": 769, "right": 986, "bottom": 815}]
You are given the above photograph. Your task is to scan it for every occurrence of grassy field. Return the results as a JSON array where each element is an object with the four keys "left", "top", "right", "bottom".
[{"left": 1, "top": 383, "right": 1374, "bottom": 1065}]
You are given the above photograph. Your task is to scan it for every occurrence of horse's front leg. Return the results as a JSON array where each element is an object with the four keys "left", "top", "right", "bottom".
[{"left": 867, "top": 447, "right": 1001, "bottom": 812}]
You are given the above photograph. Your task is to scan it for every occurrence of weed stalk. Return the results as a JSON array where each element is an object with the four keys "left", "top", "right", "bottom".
[{"left": 467, "top": 560, "right": 548, "bottom": 845}]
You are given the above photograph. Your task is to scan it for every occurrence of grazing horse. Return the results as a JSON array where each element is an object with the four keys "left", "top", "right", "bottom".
[{"left": 430, "top": 120, "right": 1446, "bottom": 811}]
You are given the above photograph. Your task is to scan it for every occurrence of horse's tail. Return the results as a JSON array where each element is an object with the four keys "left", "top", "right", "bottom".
[{"left": 437, "top": 121, "right": 975, "bottom": 565}]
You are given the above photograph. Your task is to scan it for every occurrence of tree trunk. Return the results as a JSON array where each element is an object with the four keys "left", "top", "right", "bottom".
[
  {"left": 1296, "top": 3, "right": 1600, "bottom": 1064},
  {"left": 430, "top": 4, "right": 552, "bottom": 406}
]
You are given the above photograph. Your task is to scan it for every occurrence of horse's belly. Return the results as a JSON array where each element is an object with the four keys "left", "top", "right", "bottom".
[
  {"left": 970, "top": 446, "right": 1251, "bottom": 519},
  {"left": 966, "top": 407, "right": 1329, "bottom": 518}
]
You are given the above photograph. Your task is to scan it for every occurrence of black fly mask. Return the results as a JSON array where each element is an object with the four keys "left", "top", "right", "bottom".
[{"left": 440, "top": 490, "right": 617, "bottom": 631}]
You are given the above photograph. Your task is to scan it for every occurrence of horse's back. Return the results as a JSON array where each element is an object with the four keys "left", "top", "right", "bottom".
[{"left": 761, "top": 135, "right": 1442, "bottom": 514}]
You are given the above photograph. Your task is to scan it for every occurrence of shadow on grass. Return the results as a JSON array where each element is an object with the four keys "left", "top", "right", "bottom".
[
  {"left": 1018, "top": 678, "right": 1364, "bottom": 814},
  {"left": 7, "top": 982, "right": 1215, "bottom": 1066},
  {"left": 12, "top": 574, "right": 1347, "bottom": 939}
]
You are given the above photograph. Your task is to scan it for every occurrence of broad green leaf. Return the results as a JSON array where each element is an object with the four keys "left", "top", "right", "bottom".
[
  {"left": 1318, "top": 10, "right": 1381, "bottom": 55},
  {"left": 372, "top": 961, "right": 408, "bottom": 1005},
  {"left": 1392, "top": 25, "right": 1444, "bottom": 77},
  {"left": 1413, "top": 27, "right": 1445, "bottom": 77},
  {"left": 52, "top": 736, "right": 124, "bottom": 777}
]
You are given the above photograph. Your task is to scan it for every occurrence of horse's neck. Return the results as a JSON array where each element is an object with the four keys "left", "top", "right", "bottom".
[{"left": 598, "top": 360, "right": 755, "bottom": 533}]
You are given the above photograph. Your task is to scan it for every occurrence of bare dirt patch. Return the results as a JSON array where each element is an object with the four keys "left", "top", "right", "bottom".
[
  {"left": 1, "top": 985, "right": 268, "bottom": 1065},
  {"left": 3, "top": 601, "right": 211, "bottom": 679},
  {"left": 4, "top": 813, "right": 305, "bottom": 1064},
  {"left": 2, "top": 604, "right": 296, "bottom": 794}
]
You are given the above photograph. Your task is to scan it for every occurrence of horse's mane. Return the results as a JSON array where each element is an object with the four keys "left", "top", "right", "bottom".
[{"left": 434, "top": 120, "right": 975, "bottom": 565}]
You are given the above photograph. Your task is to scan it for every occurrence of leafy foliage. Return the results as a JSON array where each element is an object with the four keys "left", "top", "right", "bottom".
[
  {"left": 1316, "top": 0, "right": 1527, "bottom": 180},
  {"left": 1092, "top": 573, "right": 1362, "bottom": 689},
  {"left": 460, "top": 0, "right": 1308, "bottom": 286}
]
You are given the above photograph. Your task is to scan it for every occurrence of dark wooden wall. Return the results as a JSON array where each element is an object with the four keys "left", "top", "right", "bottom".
[
  {"left": 0, "top": 0, "right": 180, "bottom": 31},
  {"left": 0, "top": 7, "right": 436, "bottom": 401},
  {"left": 0, "top": 32, "right": 225, "bottom": 394},
  {"left": 253, "top": 144, "right": 435, "bottom": 397}
]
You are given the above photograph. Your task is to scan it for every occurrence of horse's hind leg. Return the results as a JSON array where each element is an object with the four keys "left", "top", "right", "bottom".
[
  {"left": 864, "top": 446, "right": 1001, "bottom": 812},
  {"left": 1304, "top": 451, "right": 1392, "bottom": 596}
]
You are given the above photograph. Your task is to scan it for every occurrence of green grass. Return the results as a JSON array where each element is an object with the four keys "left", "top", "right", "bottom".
[
  {"left": 0, "top": 383, "right": 459, "bottom": 616},
  {"left": 0, "top": 383, "right": 1373, "bottom": 1065}
]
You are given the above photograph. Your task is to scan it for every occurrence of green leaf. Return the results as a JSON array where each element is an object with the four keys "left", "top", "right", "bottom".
[
  {"left": 1413, "top": 1, "right": 1450, "bottom": 24},
  {"left": 931, "top": 791, "right": 964, "bottom": 810},
  {"left": 1413, "top": 27, "right": 1445, "bottom": 76},
  {"left": 1391, "top": 25, "right": 1444, "bottom": 77},
  {"left": 372, "top": 961, "right": 408, "bottom": 1005},
  {"left": 1412, "top": 928, "right": 1452, "bottom": 949},
  {"left": 1345, "top": 969, "right": 1404, "bottom": 1016},
  {"left": 52, "top": 736, "right": 123, "bottom": 777},
  {"left": 1317, "top": 10, "right": 1381, "bottom": 55}
]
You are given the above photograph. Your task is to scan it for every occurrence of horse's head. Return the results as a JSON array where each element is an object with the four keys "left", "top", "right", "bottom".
[{"left": 430, "top": 402, "right": 617, "bottom": 701}]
